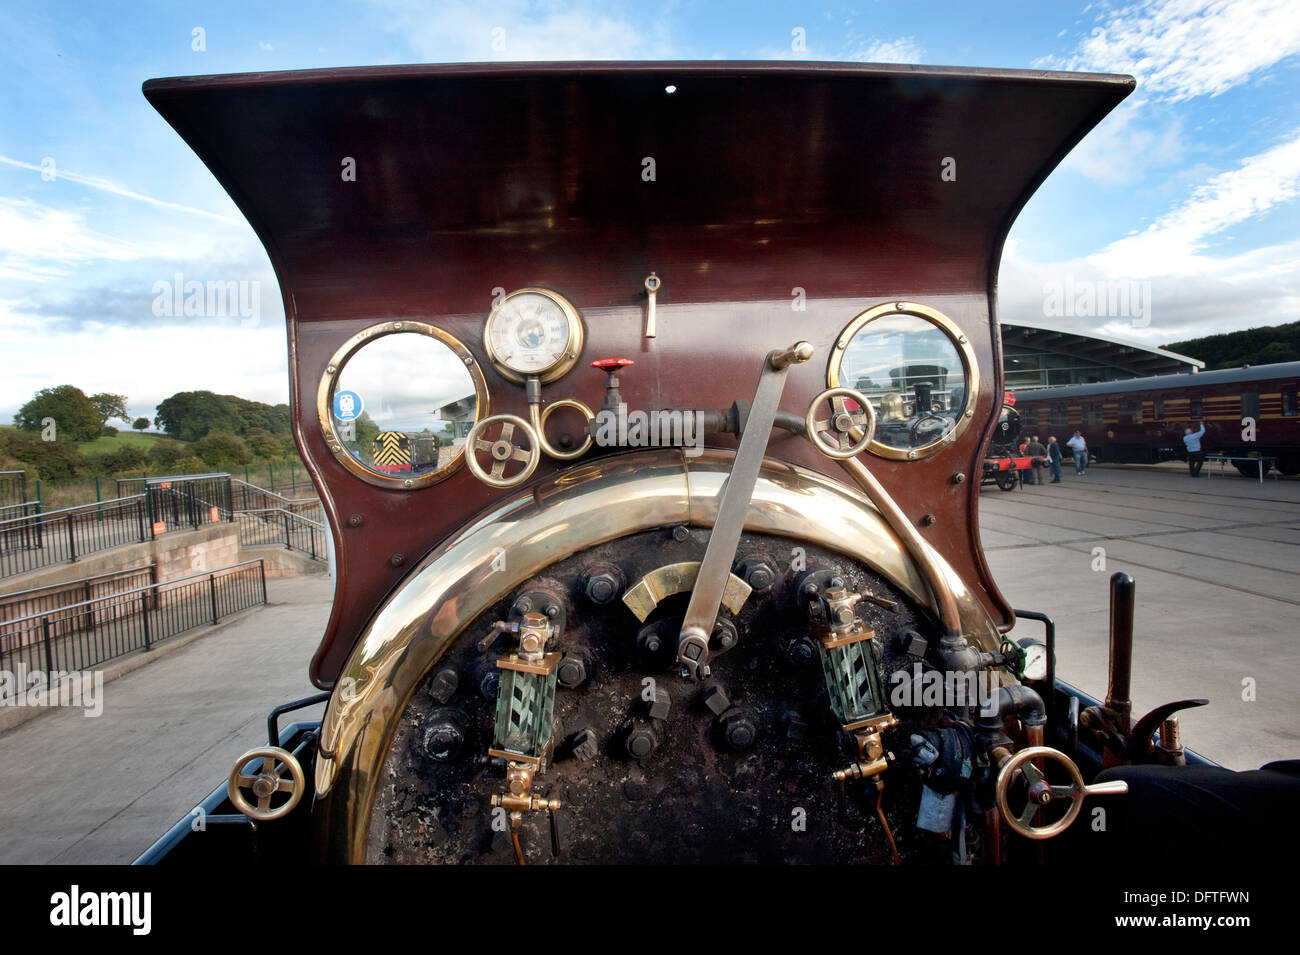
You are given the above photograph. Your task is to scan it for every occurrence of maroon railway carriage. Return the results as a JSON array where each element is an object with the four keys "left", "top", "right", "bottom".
[
  {"left": 1014, "top": 362, "right": 1300, "bottom": 476},
  {"left": 131, "top": 61, "right": 1297, "bottom": 867}
]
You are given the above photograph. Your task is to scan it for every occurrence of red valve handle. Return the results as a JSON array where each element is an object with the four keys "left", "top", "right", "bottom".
[{"left": 591, "top": 358, "right": 635, "bottom": 370}]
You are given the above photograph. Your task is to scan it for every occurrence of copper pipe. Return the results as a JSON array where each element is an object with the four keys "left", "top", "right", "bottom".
[
  {"left": 875, "top": 781, "right": 901, "bottom": 865},
  {"left": 839, "top": 456, "right": 963, "bottom": 638},
  {"left": 985, "top": 808, "right": 1002, "bottom": 865},
  {"left": 510, "top": 829, "right": 525, "bottom": 866}
]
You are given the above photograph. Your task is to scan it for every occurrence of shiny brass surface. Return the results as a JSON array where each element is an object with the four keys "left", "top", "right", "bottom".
[
  {"left": 312, "top": 448, "right": 1002, "bottom": 862},
  {"left": 827, "top": 302, "right": 979, "bottom": 462},
  {"left": 806, "top": 387, "right": 877, "bottom": 459},
  {"left": 316, "top": 321, "right": 488, "bottom": 490},
  {"left": 496, "top": 651, "right": 561, "bottom": 677},
  {"left": 533, "top": 397, "right": 595, "bottom": 460},
  {"left": 994, "top": 745, "right": 1128, "bottom": 841},
  {"left": 228, "top": 746, "right": 305, "bottom": 822},
  {"left": 483, "top": 287, "right": 585, "bottom": 384},
  {"left": 465, "top": 414, "right": 541, "bottom": 488},
  {"left": 643, "top": 273, "right": 660, "bottom": 338},
  {"left": 622, "top": 561, "right": 752, "bottom": 622}
]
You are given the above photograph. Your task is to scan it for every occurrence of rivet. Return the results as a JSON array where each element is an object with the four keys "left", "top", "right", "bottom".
[
  {"left": 327, "top": 365, "right": 336, "bottom": 374},
  {"left": 403, "top": 479, "right": 413, "bottom": 488},
  {"left": 347, "top": 513, "right": 363, "bottom": 527},
  {"left": 390, "top": 554, "right": 405, "bottom": 567}
]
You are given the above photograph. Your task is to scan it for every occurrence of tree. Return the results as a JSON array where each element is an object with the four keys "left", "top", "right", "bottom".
[
  {"left": 191, "top": 431, "right": 253, "bottom": 468},
  {"left": 89, "top": 393, "right": 130, "bottom": 427},
  {"left": 133, "top": 417, "right": 150, "bottom": 431},
  {"left": 13, "top": 385, "right": 101, "bottom": 442},
  {"left": 154, "top": 391, "right": 240, "bottom": 442}
]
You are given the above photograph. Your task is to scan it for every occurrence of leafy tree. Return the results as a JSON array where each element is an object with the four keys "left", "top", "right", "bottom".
[
  {"left": 85, "top": 445, "right": 148, "bottom": 475},
  {"left": 1164, "top": 320, "right": 1300, "bottom": 370},
  {"left": 191, "top": 431, "right": 253, "bottom": 468},
  {"left": 148, "top": 439, "right": 185, "bottom": 469},
  {"left": 154, "top": 391, "right": 240, "bottom": 442},
  {"left": 353, "top": 411, "right": 380, "bottom": 459},
  {"left": 89, "top": 392, "right": 130, "bottom": 427},
  {"left": 13, "top": 385, "right": 101, "bottom": 442},
  {"left": 133, "top": 417, "right": 150, "bottom": 431},
  {"left": 243, "top": 427, "right": 284, "bottom": 460},
  {"left": 0, "top": 429, "right": 84, "bottom": 481}
]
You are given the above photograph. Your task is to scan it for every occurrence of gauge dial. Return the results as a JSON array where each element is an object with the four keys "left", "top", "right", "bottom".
[{"left": 484, "top": 288, "right": 584, "bottom": 383}]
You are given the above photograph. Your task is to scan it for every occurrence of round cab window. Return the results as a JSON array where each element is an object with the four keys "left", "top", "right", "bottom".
[
  {"left": 318, "top": 323, "right": 488, "bottom": 489},
  {"left": 829, "top": 303, "right": 978, "bottom": 460}
]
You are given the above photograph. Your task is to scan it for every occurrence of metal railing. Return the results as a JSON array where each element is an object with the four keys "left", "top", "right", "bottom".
[
  {"left": 0, "top": 470, "right": 27, "bottom": 511},
  {"left": 0, "top": 559, "right": 267, "bottom": 696},
  {"left": 143, "top": 474, "right": 234, "bottom": 534},
  {"left": 0, "top": 496, "right": 149, "bottom": 579},
  {"left": 234, "top": 508, "right": 327, "bottom": 561},
  {"left": 1, "top": 565, "right": 156, "bottom": 640},
  {"left": 230, "top": 478, "right": 322, "bottom": 522}
]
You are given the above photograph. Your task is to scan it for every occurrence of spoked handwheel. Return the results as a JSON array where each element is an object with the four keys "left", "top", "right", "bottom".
[
  {"left": 805, "top": 387, "right": 877, "bottom": 459},
  {"left": 228, "top": 746, "right": 305, "bottom": 822},
  {"left": 995, "top": 745, "right": 1127, "bottom": 840},
  {"left": 466, "top": 414, "right": 542, "bottom": 488}
]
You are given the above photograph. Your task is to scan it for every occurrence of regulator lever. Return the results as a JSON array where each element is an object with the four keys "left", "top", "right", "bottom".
[{"left": 676, "top": 341, "right": 814, "bottom": 680}]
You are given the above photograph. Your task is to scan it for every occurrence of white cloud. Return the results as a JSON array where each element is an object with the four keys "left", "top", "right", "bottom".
[
  {"left": 259, "top": 41, "right": 274, "bottom": 51},
  {"left": 371, "top": 0, "right": 673, "bottom": 61},
  {"left": 0, "top": 198, "right": 150, "bottom": 282},
  {"left": 1059, "top": 101, "right": 1184, "bottom": 184},
  {"left": 1038, "top": 0, "right": 1300, "bottom": 103},
  {"left": 0, "top": 155, "right": 242, "bottom": 225},
  {"left": 847, "top": 36, "right": 924, "bottom": 64},
  {"left": 1088, "top": 129, "right": 1300, "bottom": 275}
]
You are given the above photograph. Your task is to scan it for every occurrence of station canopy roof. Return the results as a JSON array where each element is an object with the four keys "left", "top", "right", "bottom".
[{"left": 1001, "top": 319, "right": 1203, "bottom": 379}]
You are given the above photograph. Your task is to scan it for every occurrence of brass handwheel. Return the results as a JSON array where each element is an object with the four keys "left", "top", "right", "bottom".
[
  {"left": 228, "top": 746, "right": 305, "bottom": 822},
  {"left": 466, "top": 414, "right": 541, "bottom": 488},
  {"left": 805, "top": 387, "right": 877, "bottom": 459},
  {"left": 995, "top": 745, "right": 1128, "bottom": 840}
]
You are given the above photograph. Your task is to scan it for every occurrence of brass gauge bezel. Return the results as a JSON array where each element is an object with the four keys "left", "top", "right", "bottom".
[
  {"left": 483, "top": 287, "right": 585, "bottom": 384},
  {"left": 317, "top": 321, "right": 489, "bottom": 490},
  {"left": 827, "top": 302, "right": 980, "bottom": 462}
]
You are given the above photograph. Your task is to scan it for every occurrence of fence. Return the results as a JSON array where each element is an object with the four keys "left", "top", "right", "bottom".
[
  {"left": 0, "top": 559, "right": 267, "bottom": 698},
  {"left": 230, "top": 478, "right": 322, "bottom": 521},
  {"left": 0, "top": 565, "right": 156, "bottom": 641},
  {"left": 142, "top": 474, "right": 234, "bottom": 535},
  {"left": 0, "top": 496, "right": 148, "bottom": 579},
  {"left": 0, "top": 470, "right": 27, "bottom": 510},
  {"left": 234, "top": 508, "right": 327, "bottom": 561}
]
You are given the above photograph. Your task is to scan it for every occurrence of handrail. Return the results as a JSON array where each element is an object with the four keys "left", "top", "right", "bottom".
[
  {"left": 2, "top": 558, "right": 268, "bottom": 627},
  {"left": 0, "top": 494, "right": 143, "bottom": 528},
  {"left": 0, "top": 565, "right": 154, "bottom": 603}
]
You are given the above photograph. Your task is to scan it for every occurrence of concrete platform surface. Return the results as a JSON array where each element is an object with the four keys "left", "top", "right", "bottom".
[
  {"left": 0, "top": 576, "right": 331, "bottom": 864},
  {"left": 980, "top": 466, "right": 1300, "bottom": 771}
]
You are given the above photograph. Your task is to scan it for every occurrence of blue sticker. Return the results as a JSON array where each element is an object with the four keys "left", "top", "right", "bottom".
[{"left": 333, "top": 390, "right": 363, "bottom": 421}]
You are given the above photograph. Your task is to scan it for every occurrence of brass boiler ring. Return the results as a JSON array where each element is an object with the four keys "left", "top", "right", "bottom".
[{"left": 532, "top": 398, "right": 595, "bottom": 461}]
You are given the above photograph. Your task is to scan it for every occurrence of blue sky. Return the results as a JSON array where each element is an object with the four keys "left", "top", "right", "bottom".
[{"left": 1, "top": 0, "right": 1298, "bottom": 424}]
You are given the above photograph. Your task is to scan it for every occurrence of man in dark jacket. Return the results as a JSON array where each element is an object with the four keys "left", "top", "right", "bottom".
[
  {"left": 1024, "top": 435, "right": 1047, "bottom": 484},
  {"left": 1046, "top": 435, "right": 1063, "bottom": 482}
]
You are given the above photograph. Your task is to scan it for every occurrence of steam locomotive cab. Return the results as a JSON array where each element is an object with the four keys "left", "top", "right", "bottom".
[{"left": 136, "top": 62, "right": 1236, "bottom": 866}]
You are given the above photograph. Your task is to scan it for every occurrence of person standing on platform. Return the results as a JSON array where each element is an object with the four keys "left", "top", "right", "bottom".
[
  {"left": 1183, "top": 421, "right": 1206, "bottom": 477},
  {"left": 1024, "top": 435, "right": 1046, "bottom": 484},
  {"left": 1067, "top": 431, "right": 1088, "bottom": 475},
  {"left": 1046, "top": 435, "right": 1063, "bottom": 483}
]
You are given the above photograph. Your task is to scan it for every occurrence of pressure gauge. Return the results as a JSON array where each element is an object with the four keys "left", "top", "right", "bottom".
[{"left": 484, "top": 288, "right": 584, "bottom": 384}]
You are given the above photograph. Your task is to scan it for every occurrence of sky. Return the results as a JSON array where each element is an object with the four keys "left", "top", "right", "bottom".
[{"left": 1, "top": 0, "right": 1297, "bottom": 425}]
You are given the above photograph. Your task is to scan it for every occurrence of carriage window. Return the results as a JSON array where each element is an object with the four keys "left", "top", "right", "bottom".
[
  {"left": 1118, "top": 399, "right": 1140, "bottom": 425},
  {"left": 1285, "top": 392, "right": 1298, "bottom": 417},
  {"left": 321, "top": 323, "right": 485, "bottom": 488},
  {"left": 833, "top": 305, "right": 977, "bottom": 459},
  {"left": 1190, "top": 396, "right": 1203, "bottom": 418},
  {"left": 1241, "top": 392, "right": 1260, "bottom": 420},
  {"left": 1151, "top": 400, "right": 1164, "bottom": 420},
  {"left": 1084, "top": 403, "right": 1103, "bottom": 426},
  {"left": 1050, "top": 404, "right": 1069, "bottom": 425}
]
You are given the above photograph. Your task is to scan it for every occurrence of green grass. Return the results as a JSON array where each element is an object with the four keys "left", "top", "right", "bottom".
[{"left": 78, "top": 432, "right": 175, "bottom": 456}]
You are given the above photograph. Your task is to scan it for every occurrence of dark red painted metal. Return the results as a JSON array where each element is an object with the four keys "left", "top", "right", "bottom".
[{"left": 143, "top": 62, "right": 1133, "bottom": 685}]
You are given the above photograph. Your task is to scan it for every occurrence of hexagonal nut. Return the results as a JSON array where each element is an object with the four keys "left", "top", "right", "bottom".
[
  {"left": 422, "top": 712, "right": 468, "bottom": 762},
  {"left": 737, "top": 557, "right": 776, "bottom": 593},
  {"left": 428, "top": 667, "right": 459, "bottom": 704},
  {"left": 719, "top": 708, "right": 758, "bottom": 751},
  {"left": 700, "top": 681, "right": 730, "bottom": 716},
  {"left": 556, "top": 653, "right": 588, "bottom": 688},
  {"left": 897, "top": 629, "right": 928, "bottom": 659},
  {"left": 584, "top": 572, "right": 621, "bottom": 605},
  {"left": 637, "top": 623, "right": 667, "bottom": 655},
  {"left": 571, "top": 728, "right": 599, "bottom": 762},
  {"left": 624, "top": 723, "right": 659, "bottom": 760}
]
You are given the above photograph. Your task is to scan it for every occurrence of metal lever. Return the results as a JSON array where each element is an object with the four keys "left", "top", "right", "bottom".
[
  {"left": 676, "top": 341, "right": 814, "bottom": 680},
  {"left": 644, "top": 274, "right": 660, "bottom": 338}
]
